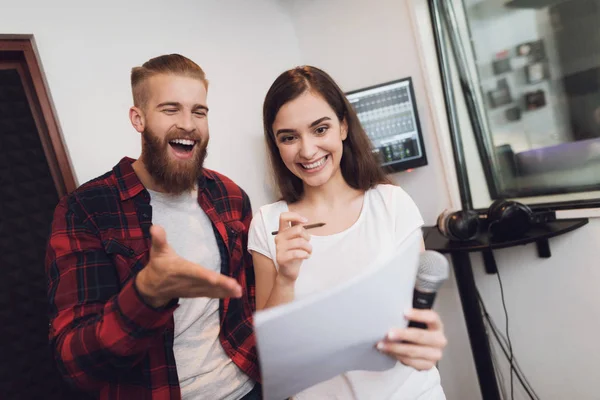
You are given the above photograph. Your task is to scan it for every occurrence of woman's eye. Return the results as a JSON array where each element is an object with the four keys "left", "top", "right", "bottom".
[
  {"left": 280, "top": 135, "right": 296, "bottom": 143},
  {"left": 315, "top": 126, "right": 329, "bottom": 135}
]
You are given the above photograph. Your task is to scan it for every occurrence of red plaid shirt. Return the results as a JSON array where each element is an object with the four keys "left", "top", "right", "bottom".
[{"left": 45, "top": 157, "right": 259, "bottom": 399}]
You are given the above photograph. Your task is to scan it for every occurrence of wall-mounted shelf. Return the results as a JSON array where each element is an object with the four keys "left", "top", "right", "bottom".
[{"left": 424, "top": 218, "right": 589, "bottom": 273}]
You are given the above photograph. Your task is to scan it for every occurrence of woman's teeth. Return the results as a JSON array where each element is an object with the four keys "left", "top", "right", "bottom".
[{"left": 301, "top": 156, "right": 327, "bottom": 169}]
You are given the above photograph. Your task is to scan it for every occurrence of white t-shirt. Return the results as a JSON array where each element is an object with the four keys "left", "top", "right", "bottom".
[
  {"left": 149, "top": 188, "right": 254, "bottom": 400},
  {"left": 248, "top": 184, "right": 445, "bottom": 400}
]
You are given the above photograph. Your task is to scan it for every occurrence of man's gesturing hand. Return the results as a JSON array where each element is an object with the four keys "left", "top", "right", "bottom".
[{"left": 136, "top": 225, "right": 242, "bottom": 308}]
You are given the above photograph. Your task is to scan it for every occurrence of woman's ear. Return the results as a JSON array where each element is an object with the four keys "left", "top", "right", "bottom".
[{"left": 341, "top": 118, "right": 348, "bottom": 141}]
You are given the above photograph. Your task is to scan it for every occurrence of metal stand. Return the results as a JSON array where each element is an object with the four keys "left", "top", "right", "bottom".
[{"left": 451, "top": 252, "right": 501, "bottom": 400}]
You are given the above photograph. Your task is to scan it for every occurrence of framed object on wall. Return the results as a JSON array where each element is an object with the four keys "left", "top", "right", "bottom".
[
  {"left": 345, "top": 77, "right": 428, "bottom": 173},
  {"left": 525, "top": 62, "right": 549, "bottom": 84},
  {"left": 525, "top": 90, "right": 547, "bottom": 110},
  {"left": 487, "top": 78, "right": 512, "bottom": 108}
]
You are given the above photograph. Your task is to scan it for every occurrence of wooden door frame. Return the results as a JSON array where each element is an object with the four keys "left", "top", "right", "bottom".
[{"left": 0, "top": 35, "right": 77, "bottom": 196}]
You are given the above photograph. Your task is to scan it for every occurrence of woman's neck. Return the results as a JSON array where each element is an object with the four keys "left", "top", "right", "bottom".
[{"left": 301, "top": 171, "right": 360, "bottom": 209}]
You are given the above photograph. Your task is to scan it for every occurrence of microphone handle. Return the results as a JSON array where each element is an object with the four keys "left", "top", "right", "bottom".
[{"left": 408, "top": 289, "right": 437, "bottom": 329}]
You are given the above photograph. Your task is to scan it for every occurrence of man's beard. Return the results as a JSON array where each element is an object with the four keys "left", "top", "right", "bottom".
[{"left": 141, "top": 127, "right": 208, "bottom": 194}]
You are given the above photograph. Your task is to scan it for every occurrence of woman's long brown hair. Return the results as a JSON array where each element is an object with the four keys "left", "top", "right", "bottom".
[{"left": 263, "top": 66, "right": 390, "bottom": 203}]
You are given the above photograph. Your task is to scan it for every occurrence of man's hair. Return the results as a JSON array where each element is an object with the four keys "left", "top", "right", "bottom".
[{"left": 131, "top": 54, "right": 209, "bottom": 109}]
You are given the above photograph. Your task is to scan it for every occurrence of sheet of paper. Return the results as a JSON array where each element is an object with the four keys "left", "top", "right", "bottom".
[{"left": 253, "top": 229, "right": 422, "bottom": 400}]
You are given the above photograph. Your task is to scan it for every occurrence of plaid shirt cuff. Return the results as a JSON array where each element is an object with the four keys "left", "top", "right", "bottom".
[{"left": 117, "top": 276, "right": 177, "bottom": 332}]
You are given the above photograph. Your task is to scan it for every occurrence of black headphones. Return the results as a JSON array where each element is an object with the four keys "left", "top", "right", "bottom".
[
  {"left": 437, "top": 199, "right": 555, "bottom": 242},
  {"left": 436, "top": 209, "right": 480, "bottom": 241}
]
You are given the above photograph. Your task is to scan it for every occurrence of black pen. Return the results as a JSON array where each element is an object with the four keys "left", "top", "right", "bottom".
[{"left": 271, "top": 222, "right": 326, "bottom": 235}]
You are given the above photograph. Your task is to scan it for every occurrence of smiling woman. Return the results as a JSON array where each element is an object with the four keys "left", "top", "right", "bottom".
[
  {"left": 262, "top": 66, "right": 389, "bottom": 204},
  {"left": 272, "top": 91, "right": 347, "bottom": 188},
  {"left": 248, "top": 65, "right": 447, "bottom": 400}
]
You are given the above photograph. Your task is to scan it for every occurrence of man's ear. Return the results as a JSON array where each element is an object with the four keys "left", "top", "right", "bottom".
[
  {"left": 129, "top": 106, "right": 145, "bottom": 133},
  {"left": 341, "top": 118, "right": 348, "bottom": 141}
]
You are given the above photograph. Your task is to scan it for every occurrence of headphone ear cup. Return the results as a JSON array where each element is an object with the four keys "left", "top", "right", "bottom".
[
  {"left": 436, "top": 210, "right": 455, "bottom": 239},
  {"left": 437, "top": 209, "right": 480, "bottom": 241},
  {"left": 487, "top": 199, "right": 508, "bottom": 223},
  {"left": 488, "top": 200, "right": 533, "bottom": 238},
  {"left": 518, "top": 201, "right": 533, "bottom": 217},
  {"left": 510, "top": 202, "right": 534, "bottom": 234}
]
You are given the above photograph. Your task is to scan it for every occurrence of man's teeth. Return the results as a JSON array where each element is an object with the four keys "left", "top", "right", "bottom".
[
  {"left": 170, "top": 139, "right": 196, "bottom": 146},
  {"left": 302, "top": 156, "right": 327, "bottom": 169}
]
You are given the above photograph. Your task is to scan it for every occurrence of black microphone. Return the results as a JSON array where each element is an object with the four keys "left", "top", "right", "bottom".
[{"left": 408, "top": 250, "right": 449, "bottom": 329}]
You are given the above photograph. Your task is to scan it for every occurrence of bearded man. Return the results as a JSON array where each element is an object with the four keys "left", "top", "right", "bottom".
[{"left": 45, "top": 54, "right": 260, "bottom": 400}]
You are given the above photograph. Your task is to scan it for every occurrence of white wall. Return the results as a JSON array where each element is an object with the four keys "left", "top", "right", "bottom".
[{"left": 0, "top": 0, "right": 302, "bottom": 210}]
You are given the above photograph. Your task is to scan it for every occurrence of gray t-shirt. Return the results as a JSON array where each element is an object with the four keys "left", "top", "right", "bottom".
[{"left": 149, "top": 188, "right": 254, "bottom": 400}]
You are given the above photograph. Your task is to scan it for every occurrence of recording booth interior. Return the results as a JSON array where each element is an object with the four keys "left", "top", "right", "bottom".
[{"left": 1, "top": 0, "right": 600, "bottom": 399}]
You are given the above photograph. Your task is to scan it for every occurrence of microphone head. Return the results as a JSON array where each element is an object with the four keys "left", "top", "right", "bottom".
[{"left": 415, "top": 250, "right": 449, "bottom": 293}]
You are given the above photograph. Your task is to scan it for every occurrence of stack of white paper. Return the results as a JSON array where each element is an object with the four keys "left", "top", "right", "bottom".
[{"left": 253, "top": 230, "right": 422, "bottom": 400}]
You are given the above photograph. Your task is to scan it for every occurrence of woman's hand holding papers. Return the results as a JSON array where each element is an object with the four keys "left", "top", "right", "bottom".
[{"left": 377, "top": 309, "right": 447, "bottom": 371}]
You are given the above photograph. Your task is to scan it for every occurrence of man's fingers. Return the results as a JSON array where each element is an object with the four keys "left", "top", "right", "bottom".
[
  {"left": 215, "top": 274, "right": 243, "bottom": 298},
  {"left": 150, "top": 225, "right": 169, "bottom": 253},
  {"left": 204, "top": 279, "right": 242, "bottom": 299},
  {"left": 278, "top": 212, "right": 308, "bottom": 233},
  {"left": 185, "top": 264, "right": 243, "bottom": 298}
]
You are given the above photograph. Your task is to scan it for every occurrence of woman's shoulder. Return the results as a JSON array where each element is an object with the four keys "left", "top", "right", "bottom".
[
  {"left": 369, "top": 184, "right": 423, "bottom": 227},
  {"left": 370, "top": 183, "right": 415, "bottom": 206},
  {"left": 253, "top": 200, "right": 288, "bottom": 226},
  {"left": 248, "top": 200, "right": 288, "bottom": 250}
]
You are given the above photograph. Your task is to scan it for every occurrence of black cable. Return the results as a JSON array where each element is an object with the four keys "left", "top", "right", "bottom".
[
  {"left": 485, "top": 312, "right": 539, "bottom": 400},
  {"left": 476, "top": 289, "right": 540, "bottom": 400},
  {"left": 487, "top": 220, "right": 516, "bottom": 399},
  {"left": 495, "top": 267, "right": 514, "bottom": 400},
  {"left": 481, "top": 301, "right": 537, "bottom": 399},
  {"left": 476, "top": 288, "right": 536, "bottom": 399},
  {"left": 479, "top": 298, "right": 533, "bottom": 399},
  {"left": 480, "top": 294, "right": 538, "bottom": 398},
  {"left": 488, "top": 327, "right": 508, "bottom": 400}
]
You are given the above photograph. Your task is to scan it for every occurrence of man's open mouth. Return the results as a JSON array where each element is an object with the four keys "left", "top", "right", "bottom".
[{"left": 169, "top": 138, "right": 197, "bottom": 154}]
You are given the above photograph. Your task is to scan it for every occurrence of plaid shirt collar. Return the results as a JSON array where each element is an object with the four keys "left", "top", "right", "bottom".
[{"left": 112, "top": 157, "right": 213, "bottom": 201}]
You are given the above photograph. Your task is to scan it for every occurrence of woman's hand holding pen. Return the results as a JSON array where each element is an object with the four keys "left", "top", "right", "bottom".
[
  {"left": 377, "top": 309, "right": 447, "bottom": 371},
  {"left": 274, "top": 212, "right": 313, "bottom": 286}
]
